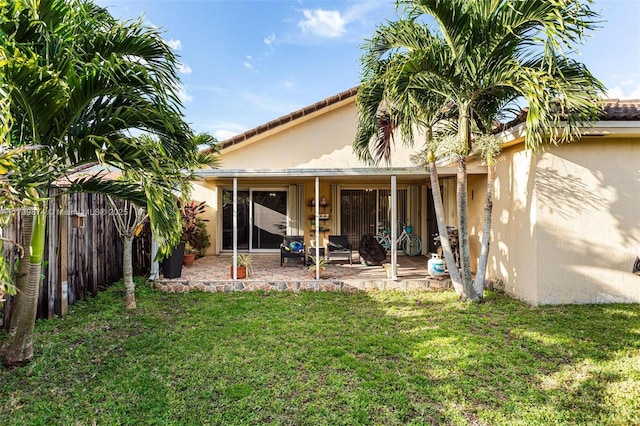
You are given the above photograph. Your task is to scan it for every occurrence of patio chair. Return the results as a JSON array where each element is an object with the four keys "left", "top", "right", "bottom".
[
  {"left": 327, "top": 235, "right": 352, "bottom": 265},
  {"left": 280, "top": 235, "right": 306, "bottom": 266}
]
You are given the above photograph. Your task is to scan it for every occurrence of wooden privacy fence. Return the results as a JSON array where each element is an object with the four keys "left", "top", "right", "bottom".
[{"left": 2, "top": 190, "right": 151, "bottom": 328}]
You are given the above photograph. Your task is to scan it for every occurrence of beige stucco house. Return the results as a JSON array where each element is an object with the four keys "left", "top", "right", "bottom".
[{"left": 193, "top": 88, "right": 640, "bottom": 305}]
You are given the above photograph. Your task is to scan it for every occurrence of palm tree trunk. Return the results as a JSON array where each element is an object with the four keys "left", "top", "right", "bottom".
[
  {"left": 0, "top": 211, "right": 33, "bottom": 360},
  {"left": 2, "top": 205, "right": 46, "bottom": 367},
  {"left": 123, "top": 235, "right": 136, "bottom": 309},
  {"left": 427, "top": 150, "right": 463, "bottom": 295},
  {"left": 458, "top": 104, "right": 479, "bottom": 302},
  {"left": 473, "top": 157, "right": 495, "bottom": 298}
]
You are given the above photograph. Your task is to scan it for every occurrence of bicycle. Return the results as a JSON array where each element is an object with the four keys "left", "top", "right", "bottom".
[{"left": 374, "top": 221, "right": 422, "bottom": 256}]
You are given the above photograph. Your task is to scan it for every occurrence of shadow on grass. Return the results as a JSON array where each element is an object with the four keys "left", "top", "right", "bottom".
[{"left": 1, "top": 283, "right": 639, "bottom": 425}]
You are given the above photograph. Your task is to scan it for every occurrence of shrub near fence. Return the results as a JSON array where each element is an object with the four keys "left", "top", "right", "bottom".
[{"left": 1, "top": 190, "right": 150, "bottom": 328}]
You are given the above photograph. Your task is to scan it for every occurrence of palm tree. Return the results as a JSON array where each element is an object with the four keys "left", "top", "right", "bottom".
[
  {"left": 356, "top": 0, "right": 604, "bottom": 301},
  {"left": 105, "top": 132, "right": 220, "bottom": 310},
  {"left": 0, "top": 0, "right": 199, "bottom": 366},
  {"left": 355, "top": 79, "right": 466, "bottom": 295}
]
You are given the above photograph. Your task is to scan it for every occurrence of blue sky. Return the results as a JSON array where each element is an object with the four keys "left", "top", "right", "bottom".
[{"left": 95, "top": 0, "right": 640, "bottom": 141}]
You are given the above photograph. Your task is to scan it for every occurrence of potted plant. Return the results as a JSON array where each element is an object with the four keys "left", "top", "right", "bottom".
[
  {"left": 181, "top": 200, "right": 210, "bottom": 261},
  {"left": 189, "top": 218, "right": 211, "bottom": 257},
  {"left": 162, "top": 200, "right": 210, "bottom": 278},
  {"left": 161, "top": 241, "right": 185, "bottom": 279},
  {"left": 231, "top": 253, "right": 252, "bottom": 279},
  {"left": 183, "top": 243, "right": 196, "bottom": 266},
  {"left": 308, "top": 255, "right": 328, "bottom": 278}
]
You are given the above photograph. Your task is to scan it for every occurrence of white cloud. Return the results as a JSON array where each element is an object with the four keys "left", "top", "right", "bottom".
[
  {"left": 214, "top": 129, "right": 240, "bottom": 141},
  {"left": 606, "top": 80, "right": 640, "bottom": 99},
  {"left": 209, "top": 121, "right": 247, "bottom": 141},
  {"left": 343, "top": 0, "right": 383, "bottom": 23},
  {"left": 145, "top": 20, "right": 159, "bottom": 30},
  {"left": 177, "top": 63, "right": 192, "bottom": 75},
  {"left": 282, "top": 80, "right": 295, "bottom": 89},
  {"left": 243, "top": 56, "right": 259, "bottom": 73},
  {"left": 606, "top": 86, "right": 624, "bottom": 99},
  {"left": 298, "top": 9, "right": 346, "bottom": 38},
  {"left": 264, "top": 33, "right": 276, "bottom": 45},
  {"left": 174, "top": 83, "right": 192, "bottom": 102},
  {"left": 166, "top": 39, "right": 183, "bottom": 51}
]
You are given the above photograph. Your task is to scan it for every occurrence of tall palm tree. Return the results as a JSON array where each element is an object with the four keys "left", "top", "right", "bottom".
[
  {"left": 355, "top": 77, "right": 466, "bottom": 295},
  {"left": 0, "top": 0, "right": 199, "bottom": 366},
  {"left": 356, "top": 0, "right": 604, "bottom": 301}
]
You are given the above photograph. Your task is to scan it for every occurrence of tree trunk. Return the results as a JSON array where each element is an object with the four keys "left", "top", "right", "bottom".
[
  {"left": 0, "top": 211, "right": 33, "bottom": 360},
  {"left": 2, "top": 206, "right": 46, "bottom": 367},
  {"left": 457, "top": 104, "right": 479, "bottom": 302},
  {"left": 427, "top": 150, "right": 463, "bottom": 295},
  {"left": 123, "top": 235, "right": 136, "bottom": 309},
  {"left": 473, "top": 157, "right": 495, "bottom": 298}
]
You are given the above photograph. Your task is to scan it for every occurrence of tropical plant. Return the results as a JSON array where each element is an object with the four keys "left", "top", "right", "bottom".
[
  {"left": 184, "top": 243, "right": 197, "bottom": 255},
  {"left": 0, "top": 0, "right": 199, "bottom": 366},
  {"left": 233, "top": 253, "right": 252, "bottom": 268},
  {"left": 231, "top": 253, "right": 252, "bottom": 278},
  {"left": 181, "top": 199, "right": 209, "bottom": 246},
  {"left": 189, "top": 219, "right": 211, "bottom": 257},
  {"left": 308, "top": 256, "right": 328, "bottom": 275},
  {"left": 356, "top": 0, "right": 604, "bottom": 302}
]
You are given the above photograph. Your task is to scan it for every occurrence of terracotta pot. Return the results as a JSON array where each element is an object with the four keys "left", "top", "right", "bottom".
[
  {"left": 231, "top": 265, "right": 247, "bottom": 279},
  {"left": 183, "top": 253, "right": 196, "bottom": 266}
]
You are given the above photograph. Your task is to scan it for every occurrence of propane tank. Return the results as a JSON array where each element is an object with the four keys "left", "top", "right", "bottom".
[{"left": 427, "top": 254, "right": 446, "bottom": 277}]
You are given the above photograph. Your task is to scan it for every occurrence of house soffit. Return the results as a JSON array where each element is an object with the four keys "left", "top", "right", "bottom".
[{"left": 194, "top": 164, "right": 489, "bottom": 181}]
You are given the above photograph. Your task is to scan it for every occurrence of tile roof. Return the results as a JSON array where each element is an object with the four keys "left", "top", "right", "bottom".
[
  {"left": 600, "top": 99, "right": 640, "bottom": 120},
  {"left": 216, "top": 87, "right": 640, "bottom": 149},
  {"left": 217, "top": 86, "right": 359, "bottom": 150},
  {"left": 495, "top": 98, "right": 640, "bottom": 133}
]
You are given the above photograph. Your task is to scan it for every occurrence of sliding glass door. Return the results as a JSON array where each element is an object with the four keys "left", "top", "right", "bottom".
[
  {"left": 222, "top": 190, "right": 250, "bottom": 250},
  {"left": 340, "top": 189, "right": 407, "bottom": 250},
  {"left": 222, "top": 189, "right": 287, "bottom": 251},
  {"left": 250, "top": 190, "right": 287, "bottom": 250}
]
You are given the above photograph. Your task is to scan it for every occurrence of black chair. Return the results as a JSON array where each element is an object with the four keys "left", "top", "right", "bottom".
[
  {"left": 327, "top": 235, "right": 352, "bottom": 265},
  {"left": 280, "top": 235, "right": 306, "bottom": 266}
]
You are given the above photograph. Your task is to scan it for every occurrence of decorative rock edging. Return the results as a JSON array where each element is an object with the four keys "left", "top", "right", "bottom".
[{"left": 153, "top": 277, "right": 452, "bottom": 294}]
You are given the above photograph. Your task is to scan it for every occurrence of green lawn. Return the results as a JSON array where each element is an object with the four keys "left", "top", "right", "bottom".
[{"left": 2, "top": 281, "right": 639, "bottom": 425}]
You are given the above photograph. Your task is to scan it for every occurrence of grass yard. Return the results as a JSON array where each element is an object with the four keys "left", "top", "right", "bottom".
[{"left": 1, "top": 281, "right": 639, "bottom": 425}]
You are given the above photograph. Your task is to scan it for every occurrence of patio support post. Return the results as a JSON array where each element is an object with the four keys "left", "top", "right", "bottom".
[
  {"left": 391, "top": 175, "right": 398, "bottom": 280},
  {"left": 233, "top": 177, "right": 238, "bottom": 280},
  {"left": 315, "top": 176, "right": 320, "bottom": 280}
]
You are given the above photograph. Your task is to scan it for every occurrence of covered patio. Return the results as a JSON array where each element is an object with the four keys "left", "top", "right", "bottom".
[{"left": 154, "top": 253, "right": 453, "bottom": 293}]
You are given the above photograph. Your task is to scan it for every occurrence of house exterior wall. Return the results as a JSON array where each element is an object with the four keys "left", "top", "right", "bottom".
[
  {"left": 490, "top": 137, "right": 640, "bottom": 305},
  {"left": 534, "top": 137, "right": 640, "bottom": 304},
  {"left": 191, "top": 182, "right": 218, "bottom": 256},
  {"left": 467, "top": 173, "right": 488, "bottom": 273},
  {"left": 220, "top": 100, "right": 424, "bottom": 170}
]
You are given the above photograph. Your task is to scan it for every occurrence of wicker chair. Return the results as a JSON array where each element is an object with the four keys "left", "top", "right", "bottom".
[
  {"left": 327, "top": 235, "right": 352, "bottom": 265},
  {"left": 280, "top": 235, "right": 306, "bottom": 266}
]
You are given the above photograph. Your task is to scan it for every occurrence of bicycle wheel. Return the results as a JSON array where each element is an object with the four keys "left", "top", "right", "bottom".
[
  {"left": 402, "top": 234, "right": 422, "bottom": 256},
  {"left": 374, "top": 234, "right": 390, "bottom": 250}
]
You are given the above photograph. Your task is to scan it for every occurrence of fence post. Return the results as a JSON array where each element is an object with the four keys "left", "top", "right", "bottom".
[{"left": 57, "top": 194, "right": 68, "bottom": 316}]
